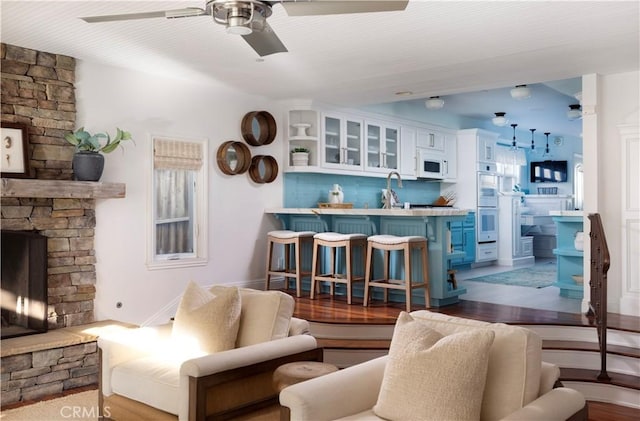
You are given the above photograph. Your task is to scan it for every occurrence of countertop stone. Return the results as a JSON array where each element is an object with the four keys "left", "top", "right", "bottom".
[
  {"left": 549, "top": 210, "right": 584, "bottom": 217},
  {"left": 265, "top": 207, "right": 469, "bottom": 217}
]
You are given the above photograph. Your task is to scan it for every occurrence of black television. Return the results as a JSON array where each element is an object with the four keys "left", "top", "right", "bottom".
[{"left": 530, "top": 160, "right": 568, "bottom": 183}]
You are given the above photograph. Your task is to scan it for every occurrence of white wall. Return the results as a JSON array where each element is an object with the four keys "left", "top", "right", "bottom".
[
  {"left": 75, "top": 61, "right": 284, "bottom": 325},
  {"left": 594, "top": 70, "right": 639, "bottom": 315}
]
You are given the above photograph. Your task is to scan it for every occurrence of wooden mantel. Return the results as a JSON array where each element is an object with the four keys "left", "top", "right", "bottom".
[{"left": 1, "top": 178, "right": 126, "bottom": 199}]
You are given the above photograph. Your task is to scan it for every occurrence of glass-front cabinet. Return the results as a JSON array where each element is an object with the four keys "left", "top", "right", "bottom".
[
  {"left": 365, "top": 120, "right": 400, "bottom": 173},
  {"left": 322, "top": 113, "right": 363, "bottom": 170}
]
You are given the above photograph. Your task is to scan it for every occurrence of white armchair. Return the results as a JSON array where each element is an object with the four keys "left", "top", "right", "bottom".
[
  {"left": 98, "top": 287, "right": 320, "bottom": 421},
  {"left": 280, "top": 310, "right": 587, "bottom": 421}
]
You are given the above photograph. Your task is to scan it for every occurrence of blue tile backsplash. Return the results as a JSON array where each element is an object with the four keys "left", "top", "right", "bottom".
[{"left": 284, "top": 173, "right": 441, "bottom": 208}]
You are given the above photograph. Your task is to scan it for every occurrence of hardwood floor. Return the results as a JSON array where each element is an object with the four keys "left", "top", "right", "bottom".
[{"left": 291, "top": 292, "right": 640, "bottom": 332}]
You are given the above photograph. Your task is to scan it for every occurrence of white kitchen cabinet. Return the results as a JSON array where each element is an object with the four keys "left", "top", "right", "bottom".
[
  {"left": 399, "top": 126, "right": 417, "bottom": 177},
  {"left": 417, "top": 128, "right": 446, "bottom": 152},
  {"left": 442, "top": 135, "right": 457, "bottom": 182},
  {"left": 497, "top": 193, "right": 535, "bottom": 266},
  {"left": 455, "top": 129, "right": 500, "bottom": 209},
  {"left": 365, "top": 120, "right": 400, "bottom": 173},
  {"left": 321, "top": 113, "right": 364, "bottom": 171},
  {"left": 286, "top": 109, "right": 320, "bottom": 168},
  {"left": 477, "top": 134, "right": 497, "bottom": 164}
]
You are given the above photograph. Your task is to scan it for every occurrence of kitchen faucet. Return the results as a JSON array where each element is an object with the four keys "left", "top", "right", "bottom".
[{"left": 384, "top": 171, "right": 403, "bottom": 209}]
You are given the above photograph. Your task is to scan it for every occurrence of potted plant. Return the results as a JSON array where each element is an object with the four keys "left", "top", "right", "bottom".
[
  {"left": 291, "top": 147, "right": 310, "bottom": 166},
  {"left": 64, "top": 127, "right": 133, "bottom": 181}
]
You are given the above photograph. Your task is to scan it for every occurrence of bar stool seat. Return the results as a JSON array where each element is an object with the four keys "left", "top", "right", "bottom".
[
  {"left": 363, "top": 234, "right": 430, "bottom": 312},
  {"left": 310, "top": 232, "right": 367, "bottom": 305},
  {"left": 265, "top": 230, "right": 316, "bottom": 297}
]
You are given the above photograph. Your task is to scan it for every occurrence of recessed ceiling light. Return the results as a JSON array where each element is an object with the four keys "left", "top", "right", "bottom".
[{"left": 395, "top": 91, "right": 413, "bottom": 96}]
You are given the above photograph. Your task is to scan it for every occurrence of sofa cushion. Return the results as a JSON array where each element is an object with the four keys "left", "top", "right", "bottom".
[
  {"left": 409, "top": 310, "right": 542, "bottom": 421},
  {"left": 172, "top": 282, "right": 241, "bottom": 354},
  {"left": 111, "top": 355, "right": 180, "bottom": 415},
  {"left": 374, "top": 312, "right": 494, "bottom": 421},
  {"left": 210, "top": 286, "right": 294, "bottom": 347}
]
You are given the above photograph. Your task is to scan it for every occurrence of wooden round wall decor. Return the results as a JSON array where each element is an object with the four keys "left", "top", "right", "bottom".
[
  {"left": 241, "top": 111, "right": 277, "bottom": 146},
  {"left": 249, "top": 155, "right": 278, "bottom": 184},
  {"left": 216, "top": 141, "right": 251, "bottom": 175}
]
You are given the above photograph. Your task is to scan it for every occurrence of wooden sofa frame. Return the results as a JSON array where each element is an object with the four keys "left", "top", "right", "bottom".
[{"left": 99, "top": 347, "right": 323, "bottom": 421}]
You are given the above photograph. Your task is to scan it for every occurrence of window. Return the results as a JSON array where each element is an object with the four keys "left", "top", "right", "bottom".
[{"left": 149, "top": 136, "right": 208, "bottom": 269}]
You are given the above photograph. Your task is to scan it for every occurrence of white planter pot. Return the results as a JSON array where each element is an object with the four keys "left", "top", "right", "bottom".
[{"left": 292, "top": 152, "right": 309, "bottom": 166}]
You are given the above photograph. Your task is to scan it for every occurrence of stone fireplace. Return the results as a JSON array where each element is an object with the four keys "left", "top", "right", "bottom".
[{"left": 1, "top": 43, "right": 128, "bottom": 406}]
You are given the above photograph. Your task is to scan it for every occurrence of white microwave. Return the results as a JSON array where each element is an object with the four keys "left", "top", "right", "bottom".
[{"left": 417, "top": 149, "right": 445, "bottom": 179}]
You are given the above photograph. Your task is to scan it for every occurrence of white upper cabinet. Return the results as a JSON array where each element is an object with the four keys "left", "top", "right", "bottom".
[
  {"left": 477, "top": 134, "right": 497, "bottom": 164},
  {"left": 442, "top": 135, "right": 457, "bottom": 182},
  {"left": 365, "top": 120, "right": 400, "bottom": 173},
  {"left": 400, "top": 126, "right": 417, "bottom": 177},
  {"left": 416, "top": 128, "right": 446, "bottom": 152},
  {"left": 321, "top": 113, "right": 364, "bottom": 171}
]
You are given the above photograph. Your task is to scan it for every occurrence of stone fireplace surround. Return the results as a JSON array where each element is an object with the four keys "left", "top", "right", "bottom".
[
  {"left": 0, "top": 179, "right": 126, "bottom": 407},
  {"left": 1, "top": 43, "right": 129, "bottom": 406}
]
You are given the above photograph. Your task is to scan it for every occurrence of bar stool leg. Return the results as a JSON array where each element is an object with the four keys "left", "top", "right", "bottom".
[
  {"left": 421, "top": 242, "right": 431, "bottom": 309},
  {"left": 345, "top": 241, "right": 353, "bottom": 305},
  {"left": 294, "top": 237, "right": 302, "bottom": 298},
  {"left": 265, "top": 239, "right": 274, "bottom": 291},
  {"left": 310, "top": 240, "right": 319, "bottom": 300},
  {"left": 363, "top": 242, "right": 373, "bottom": 307},
  {"left": 383, "top": 249, "right": 390, "bottom": 304},
  {"left": 404, "top": 243, "right": 412, "bottom": 312}
]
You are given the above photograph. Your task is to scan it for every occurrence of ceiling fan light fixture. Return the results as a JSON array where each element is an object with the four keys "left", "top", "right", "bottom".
[
  {"left": 226, "top": 18, "right": 253, "bottom": 34},
  {"left": 510, "top": 84, "right": 531, "bottom": 100},
  {"left": 212, "top": 0, "right": 271, "bottom": 35},
  {"left": 425, "top": 96, "right": 444, "bottom": 110},
  {"left": 567, "top": 104, "right": 582, "bottom": 121},
  {"left": 492, "top": 112, "right": 508, "bottom": 127}
]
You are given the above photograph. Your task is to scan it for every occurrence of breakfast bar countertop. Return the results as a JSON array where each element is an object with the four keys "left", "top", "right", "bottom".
[{"left": 265, "top": 207, "right": 469, "bottom": 217}]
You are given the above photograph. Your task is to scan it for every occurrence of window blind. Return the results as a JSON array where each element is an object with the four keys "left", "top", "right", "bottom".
[{"left": 154, "top": 138, "right": 203, "bottom": 171}]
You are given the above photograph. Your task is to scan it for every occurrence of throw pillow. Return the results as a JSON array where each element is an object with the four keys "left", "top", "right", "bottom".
[
  {"left": 374, "top": 312, "right": 495, "bottom": 421},
  {"left": 210, "top": 287, "right": 294, "bottom": 347},
  {"left": 171, "top": 281, "right": 241, "bottom": 354}
]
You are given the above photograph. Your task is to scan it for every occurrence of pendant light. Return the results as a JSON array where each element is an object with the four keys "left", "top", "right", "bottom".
[
  {"left": 529, "top": 128, "right": 536, "bottom": 153},
  {"left": 510, "top": 124, "right": 518, "bottom": 151},
  {"left": 543, "top": 132, "right": 551, "bottom": 157}
]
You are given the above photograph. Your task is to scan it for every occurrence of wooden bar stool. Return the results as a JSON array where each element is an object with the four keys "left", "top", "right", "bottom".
[
  {"left": 265, "top": 230, "right": 316, "bottom": 297},
  {"left": 363, "top": 234, "right": 430, "bottom": 312},
  {"left": 310, "top": 232, "right": 367, "bottom": 304}
]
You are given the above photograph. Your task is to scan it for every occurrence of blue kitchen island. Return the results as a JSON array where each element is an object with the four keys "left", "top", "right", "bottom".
[{"left": 265, "top": 207, "right": 470, "bottom": 307}]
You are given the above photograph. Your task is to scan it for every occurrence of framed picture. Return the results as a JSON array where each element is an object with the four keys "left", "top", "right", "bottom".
[{"left": 1, "top": 122, "right": 32, "bottom": 178}]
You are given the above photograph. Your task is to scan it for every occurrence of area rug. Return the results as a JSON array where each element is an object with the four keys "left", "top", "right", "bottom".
[
  {"left": 0, "top": 390, "right": 98, "bottom": 421},
  {"left": 465, "top": 261, "right": 556, "bottom": 289}
]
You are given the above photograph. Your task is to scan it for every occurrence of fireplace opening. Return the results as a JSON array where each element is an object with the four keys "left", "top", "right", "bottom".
[{"left": 1, "top": 230, "right": 48, "bottom": 339}]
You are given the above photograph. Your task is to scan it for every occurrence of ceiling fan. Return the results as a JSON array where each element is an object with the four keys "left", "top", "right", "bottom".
[{"left": 80, "top": 0, "right": 409, "bottom": 57}]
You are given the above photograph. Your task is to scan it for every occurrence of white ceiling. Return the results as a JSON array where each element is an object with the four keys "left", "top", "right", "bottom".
[{"left": 2, "top": 1, "right": 639, "bottom": 140}]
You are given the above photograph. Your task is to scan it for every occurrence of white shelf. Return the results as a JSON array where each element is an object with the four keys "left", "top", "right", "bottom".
[
  {"left": 325, "top": 144, "right": 339, "bottom": 150},
  {"left": 289, "top": 136, "right": 318, "bottom": 141}
]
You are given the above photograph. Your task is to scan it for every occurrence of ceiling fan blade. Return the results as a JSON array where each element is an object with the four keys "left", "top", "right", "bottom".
[
  {"left": 80, "top": 8, "right": 206, "bottom": 23},
  {"left": 281, "top": 0, "right": 409, "bottom": 16},
  {"left": 242, "top": 22, "right": 288, "bottom": 57}
]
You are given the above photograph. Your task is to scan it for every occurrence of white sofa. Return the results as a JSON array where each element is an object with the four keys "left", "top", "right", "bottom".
[
  {"left": 98, "top": 286, "right": 319, "bottom": 421},
  {"left": 280, "top": 310, "right": 587, "bottom": 421}
]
